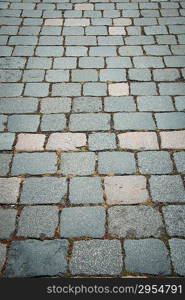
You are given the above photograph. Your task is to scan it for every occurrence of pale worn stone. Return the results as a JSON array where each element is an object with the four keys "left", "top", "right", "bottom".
[
  {"left": 46, "top": 133, "right": 86, "bottom": 151},
  {"left": 118, "top": 132, "right": 159, "bottom": 150},
  {"left": 160, "top": 131, "right": 185, "bottom": 149},
  {"left": 75, "top": 4, "right": 94, "bottom": 10},
  {"left": 104, "top": 176, "right": 149, "bottom": 205},
  {"left": 109, "top": 27, "right": 126, "bottom": 35},
  {"left": 45, "top": 19, "right": 63, "bottom": 26},
  {"left": 109, "top": 83, "right": 129, "bottom": 96},
  {"left": 15, "top": 134, "right": 45, "bottom": 151}
]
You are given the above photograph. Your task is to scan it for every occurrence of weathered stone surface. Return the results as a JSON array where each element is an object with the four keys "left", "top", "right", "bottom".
[
  {"left": 46, "top": 133, "right": 86, "bottom": 151},
  {"left": 169, "top": 239, "right": 185, "bottom": 276},
  {"left": 0, "top": 178, "right": 21, "bottom": 204},
  {"left": 70, "top": 240, "right": 123, "bottom": 275},
  {"left": 104, "top": 176, "right": 149, "bottom": 205},
  {"left": 108, "top": 206, "right": 164, "bottom": 238},
  {"left": 5, "top": 240, "right": 68, "bottom": 277},
  {"left": 124, "top": 239, "right": 171, "bottom": 275}
]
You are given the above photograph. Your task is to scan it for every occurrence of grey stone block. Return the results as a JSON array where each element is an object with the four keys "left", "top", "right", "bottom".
[
  {"left": 0, "top": 84, "right": 23, "bottom": 97},
  {"left": 27, "top": 57, "right": 52, "bottom": 69},
  {"left": 124, "top": 239, "right": 171, "bottom": 275},
  {"left": 70, "top": 240, "right": 123, "bottom": 275},
  {"left": 66, "top": 46, "right": 88, "bottom": 56},
  {"left": 100, "top": 69, "right": 126, "bottom": 82},
  {"left": 108, "top": 206, "right": 164, "bottom": 238},
  {"left": 24, "top": 83, "right": 49, "bottom": 97},
  {"left": 83, "top": 83, "right": 107, "bottom": 96},
  {"left": 175, "top": 97, "right": 185, "bottom": 111},
  {"left": 174, "top": 152, "right": 185, "bottom": 173},
  {"left": 155, "top": 112, "right": 185, "bottom": 129},
  {"left": 0, "top": 244, "right": 6, "bottom": 272},
  {"left": 153, "top": 69, "right": 180, "bottom": 81},
  {"left": 40, "top": 98, "right": 71, "bottom": 114},
  {"left": 61, "top": 152, "right": 96, "bottom": 175},
  {"left": 0, "top": 209, "right": 17, "bottom": 239},
  {"left": 138, "top": 151, "right": 173, "bottom": 174},
  {"left": 0, "top": 178, "right": 20, "bottom": 204},
  {"left": 137, "top": 96, "right": 174, "bottom": 112},
  {"left": 23, "top": 70, "right": 45, "bottom": 82},
  {"left": 0, "top": 154, "right": 12, "bottom": 176},
  {"left": 12, "top": 153, "right": 57, "bottom": 175},
  {"left": 41, "top": 114, "right": 66, "bottom": 131},
  {"left": 5, "top": 240, "right": 68, "bottom": 277},
  {"left": 131, "top": 82, "right": 157, "bottom": 95},
  {"left": 35, "top": 46, "right": 64, "bottom": 57},
  {"left": 98, "top": 152, "right": 136, "bottom": 174},
  {"left": 89, "top": 133, "right": 116, "bottom": 150},
  {"left": 20, "top": 177, "right": 67, "bottom": 204},
  {"left": 159, "top": 83, "right": 185, "bottom": 95},
  {"left": 17, "top": 206, "right": 58, "bottom": 238},
  {"left": 169, "top": 239, "right": 185, "bottom": 276},
  {"left": 53, "top": 57, "right": 77, "bottom": 69},
  {"left": 143, "top": 45, "right": 171, "bottom": 55},
  {"left": 72, "top": 97, "right": 102, "bottom": 112},
  {"left": 49, "top": 74, "right": 71, "bottom": 88},
  {"left": 60, "top": 206, "right": 105, "bottom": 238},
  {"left": 79, "top": 57, "right": 104, "bottom": 68},
  {"left": 162, "top": 205, "right": 185, "bottom": 236},
  {"left": 62, "top": 26, "right": 84, "bottom": 36},
  {"left": 8, "top": 115, "right": 40, "bottom": 132},
  {"left": 0, "top": 98, "right": 38, "bottom": 114},
  {"left": 106, "top": 57, "right": 132, "bottom": 68},
  {"left": 0, "top": 115, "right": 7, "bottom": 131},
  {"left": 72, "top": 70, "right": 98, "bottom": 82},
  {"left": 149, "top": 175, "right": 185, "bottom": 203},
  {"left": 0, "top": 57, "right": 26, "bottom": 69},
  {"left": 69, "top": 177, "right": 103, "bottom": 204},
  {"left": 89, "top": 46, "right": 117, "bottom": 56},
  {"left": 70, "top": 113, "right": 110, "bottom": 131},
  {"left": 65, "top": 36, "right": 97, "bottom": 45},
  {"left": 128, "top": 69, "right": 151, "bottom": 81},
  {"left": 104, "top": 97, "right": 136, "bottom": 112},
  {"left": 0, "top": 133, "right": 15, "bottom": 150},
  {"left": 114, "top": 113, "right": 156, "bottom": 130},
  {"left": 133, "top": 56, "right": 164, "bottom": 68},
  {"left": 52, "top": 83, "right": 81, "bottom": 96}
]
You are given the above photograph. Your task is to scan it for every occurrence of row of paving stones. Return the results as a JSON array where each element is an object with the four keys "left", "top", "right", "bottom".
[
  {"left": 0, "top": 96, "right": 185, "bottom": 112},
  {"left": 0, "top": 174, "right": 185, "bottom": 204},
  {"left": 0, "top": 69, "right": 184, "bottom": 82},
  {"left": 0, "top": 151, "right": 185, "bottom": 175},
  {"left": 1, "top": 112, "right": 185, "bottom": 132},
  {"left": 0, "top": 238, "right": 184, "bottom": 277},
  {"left": 1, "top": 202, "right": 185, "bottom": 238}
]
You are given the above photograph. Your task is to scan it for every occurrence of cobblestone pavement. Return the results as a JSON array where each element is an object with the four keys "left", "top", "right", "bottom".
[{"left": 0, "top": 0, "right": 185, "bottom": 278}]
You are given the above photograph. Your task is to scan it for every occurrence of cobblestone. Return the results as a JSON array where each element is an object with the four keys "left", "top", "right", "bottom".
[
  {"left": 1, "top": 0, "right": 185, "bottom": 279},
  {"left": 5, "top": 240, "right": 68, "bottom": 277},
  {"left": 108, "top": 206, "right": 164, "bottom": 238},
  {"left": 60, "top": 206, "right": 105, "bottom": 238},
  {"left": 70, "top": 240, "right": 123, "bottom": 275}
]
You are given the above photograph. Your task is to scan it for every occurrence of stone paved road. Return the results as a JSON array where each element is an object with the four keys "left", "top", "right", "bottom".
[{"left": 0, "top": 0, "right": 185, "bottom": 278}]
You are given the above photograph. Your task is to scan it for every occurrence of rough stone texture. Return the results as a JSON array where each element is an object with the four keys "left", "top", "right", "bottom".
[
  {"left": 162, "top": 206, "right": 185, "bottom": 236},
  {"left": 118, "top": 132, "right": 159, "bottom": 150},
  {"left": 17, "top": 206, "right": 59, "bottom": 238},
  {"left": 174, "top": 151, "right": 185, "bottom": 173},
  {"left": 104, "top": 176, "right": 149, "bottom": 205},
  {"left": 61, "top": 152, "right": 96, "bottom": 175},
  {"left": 98, "top": 152, "right": 136, "bottom": 174},
  {"left": 20, "top": 177, "right": 67, "bottom": 204},
  {"left": 0, "top": 178, "right": 20, "bottom": 204},
  {"left": 108, "top": 206, "right": 164, "bottom": 238},
  {"left": 46, "top": 133, "right": 86, "bottom": 151},
  {"left": 124, "top": 239, "right": 171, "bottom": 275},
  {"left": 0, "top": 209, "right": 17, "bottom": 239},
  {"left": 0, "top": 154, "right": 12, "bottom": 176},
  {"left": 88, "top": 133, "right": 116, "bottom": 150},
  {"left": 149, "top": 175, "right": 185, "bottom": 203},
  {"left": 15, "top": 134, "right": 45, "bottom": 151},
  {"left": 60, "top": 206, "right": 105, "bottom": 238},
  {"left": 69, "top": 177, "right": 103, "bottom": 204},
  {"left": 0, "top": 133, "right": 15, "bottom": 150},
  {"left": 169, "top": 239, "right": 185, "bottom": 276},
  {"left": 12, "top": 153, "right": 57, "bottom": 175},
  {"left": 70, "top": 240, "right": 123, "bottom": 275},
  {"left": 160, "top": 131, "right": 185, "bottom": 149},
  {"left": 137, "top": 151, "right": 173, "bottom": 174},
  {"left": 5, "top": 240, "right": 68, "bottom": 277}
]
